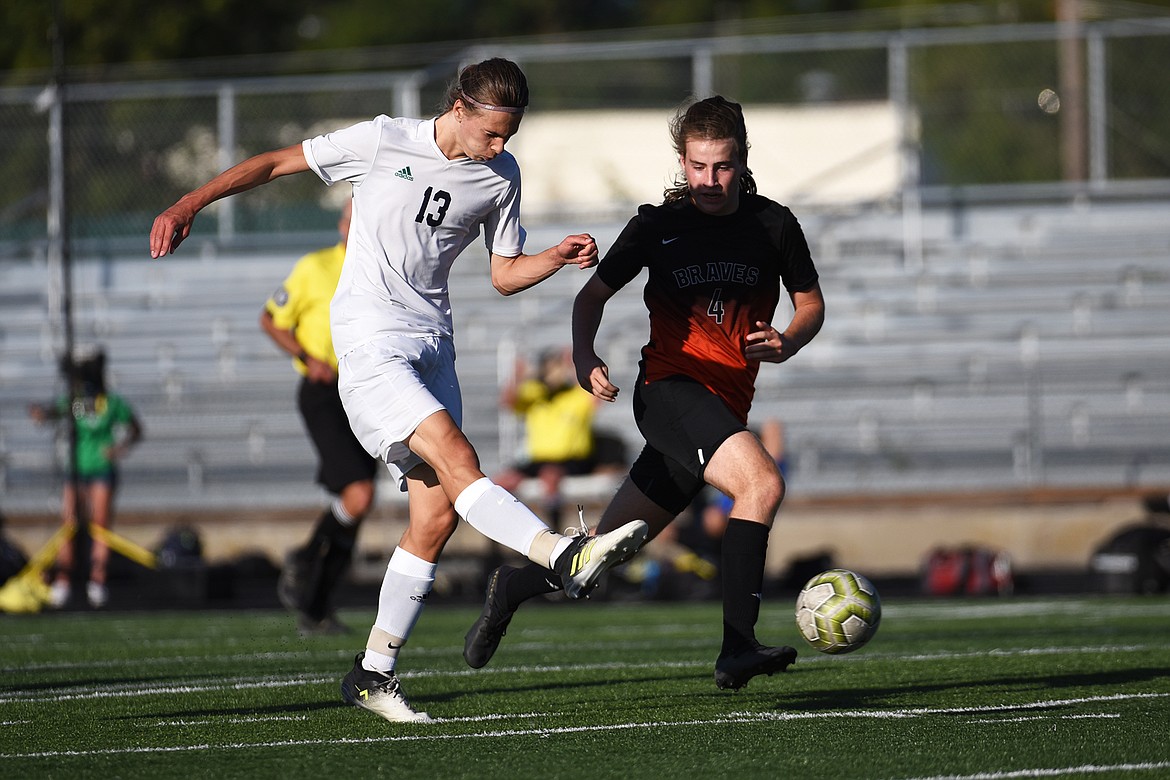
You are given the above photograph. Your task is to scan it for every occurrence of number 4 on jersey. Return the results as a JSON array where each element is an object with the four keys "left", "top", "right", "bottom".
[{"left": 707, "top": 287, "right": 725, "bottom": 324}]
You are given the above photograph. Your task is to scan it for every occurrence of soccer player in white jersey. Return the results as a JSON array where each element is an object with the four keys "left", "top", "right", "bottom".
[{"left": 150, "top": 58, "right": 647, "bottom": 724}]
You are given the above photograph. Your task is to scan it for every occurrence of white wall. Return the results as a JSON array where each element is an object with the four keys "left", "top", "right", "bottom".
[{"left": 511, "top": 101, "right": 901, "bottom": 216}]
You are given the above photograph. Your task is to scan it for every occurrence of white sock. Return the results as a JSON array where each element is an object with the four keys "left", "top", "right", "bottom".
[
  {"left": 454, "top": 477, "right": 551, "bottom": 559},
  {"left": 551, "top": 536, "right": 573, "bottom": 564},
  {"left": 331, "top": 497, "right": 357, "bottom": 527},
  {"left": 363, "top": 547, "right": 436, "bottom": 673},
  {"left": 362, "top": 648, "right": 395, "bottom": 673}
]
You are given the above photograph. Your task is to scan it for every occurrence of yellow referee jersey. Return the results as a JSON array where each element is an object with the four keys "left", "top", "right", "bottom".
[
  {"left": 514, "top": 379, "right": 596, "bottom": 462},
  {"left": 265, "top": 242, "right": 345, "bottom": 374}
]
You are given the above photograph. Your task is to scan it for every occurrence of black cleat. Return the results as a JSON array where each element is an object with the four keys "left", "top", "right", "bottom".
[
  {"left": 463, "top": 565, "right": 518, "bottom": 669},
  {"left": 714, "top": 644, "right": 798, "bottom": 690}
]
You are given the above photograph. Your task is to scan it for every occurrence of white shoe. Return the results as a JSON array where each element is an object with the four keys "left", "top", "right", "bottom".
[
  {"left": 86, "top": 581, "right": 108, "bottom": 608},
  {"left": 340, "top": 653, "right": 433, "bottom": 724},
  {"left": 555, "top": 519, "right": 648, "bottom": 599},
  {"left": 48, "top": 580, "right": 70, "bottom": 609}
]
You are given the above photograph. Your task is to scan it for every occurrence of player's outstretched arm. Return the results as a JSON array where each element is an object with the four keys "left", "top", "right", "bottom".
[
  {"left": 489, "top": 233, "right": 598, "bottom": 295},
  {"left": 149, "top": 145, "right": 309, "bottom": 258}
]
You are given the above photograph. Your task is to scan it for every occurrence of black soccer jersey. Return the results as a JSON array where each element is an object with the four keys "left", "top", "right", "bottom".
[{"left": 597, "top": 194, "right": 818, "bottom": 422}]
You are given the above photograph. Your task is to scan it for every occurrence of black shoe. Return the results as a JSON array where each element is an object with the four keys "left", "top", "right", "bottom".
[
  {"left": 463, "top": 565, "right": 517, "bottom": 669},
  {"left": 714, "top": 644, "right": 798, "bottom": 690},
  {"left": 340, "top": 652, "right": 432, "bottom": 723}
]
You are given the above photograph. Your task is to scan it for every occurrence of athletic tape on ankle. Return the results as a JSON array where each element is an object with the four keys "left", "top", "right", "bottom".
[
  {"left": 367, "top": 626, "right": 407, "bottom": 657},
  {"left": 527, "top": 528, "right": 560, "bottom": 568}
]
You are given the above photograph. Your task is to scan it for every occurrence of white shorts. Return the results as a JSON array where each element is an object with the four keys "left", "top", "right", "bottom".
[{"left": 337, "top": 334, "right": 463, "bottom": 488}]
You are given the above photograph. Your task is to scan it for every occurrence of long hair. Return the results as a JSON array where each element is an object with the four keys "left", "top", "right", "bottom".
[
  {"left": 663, "top": 96, "right": 757, "bottom": 204},
  {"left": 439, "top": 58, "right": 529, "bottom": 115}
]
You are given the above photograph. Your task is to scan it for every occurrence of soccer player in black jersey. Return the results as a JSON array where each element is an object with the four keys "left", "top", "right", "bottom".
[{"left": 464, "top": 96, "right": 826, "bottom": 691}]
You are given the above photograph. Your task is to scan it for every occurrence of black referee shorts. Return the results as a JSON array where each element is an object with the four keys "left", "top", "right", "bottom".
[
  {"left": 298, "top": 377, "right": 378, "bottom": 494},
  {"left": 628, "top": 374, "right": 746, "bottom": 515}
]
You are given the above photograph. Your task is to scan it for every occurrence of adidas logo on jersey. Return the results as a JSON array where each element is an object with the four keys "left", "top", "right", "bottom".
[{"left": 394, "top": 166, "right": 414, "bottom": 181}]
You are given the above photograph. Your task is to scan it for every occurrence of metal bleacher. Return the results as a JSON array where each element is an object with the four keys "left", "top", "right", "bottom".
[
  {"left": 1, "top": 200, "right": 1168, "bottom": 515},
  {"left": 750, "top": 201, "right": 1170, "bottom": 495}
]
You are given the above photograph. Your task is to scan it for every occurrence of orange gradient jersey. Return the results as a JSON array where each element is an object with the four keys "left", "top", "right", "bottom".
[{"left": 596, "top": 195, "right": 818, "bottom": 423}]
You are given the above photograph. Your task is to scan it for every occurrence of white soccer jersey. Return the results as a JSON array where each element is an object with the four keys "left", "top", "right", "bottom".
[{"left": 303, "top": 115, "right": 526, "bottom": 356}]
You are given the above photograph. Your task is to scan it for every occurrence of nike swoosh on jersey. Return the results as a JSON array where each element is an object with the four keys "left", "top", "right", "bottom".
[{"left": 661, "top": 236, "right": 681, "bottom": 245}]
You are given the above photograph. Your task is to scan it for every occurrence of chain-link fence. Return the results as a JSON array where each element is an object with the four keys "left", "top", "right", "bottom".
[{"left": 2, "top": 18, "right": 1169, "bottom": 253}]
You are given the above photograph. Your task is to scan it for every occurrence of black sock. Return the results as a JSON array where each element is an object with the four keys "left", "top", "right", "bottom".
[
  {"left": 302, "top": 508, "right": 341, "bottom": 561},
  {"left": 720, "top": 518, "right": 770, "bottom": 656},
  {"left": 503, "top": 562, "right": 562, "bottom": 612},
  {"left": 304, "top": 510, "right": 359, "bottom": 620}
]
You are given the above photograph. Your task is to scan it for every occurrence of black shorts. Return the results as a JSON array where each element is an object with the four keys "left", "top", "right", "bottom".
[
  {"left": 512, "top": 457, "right": 596, "bottom": 478},
  {"left": 298, "top": 377, "right": 379, "bottom": 494},
  {"left": 628, "top": 374, "right": 746, "bottom": 515}
]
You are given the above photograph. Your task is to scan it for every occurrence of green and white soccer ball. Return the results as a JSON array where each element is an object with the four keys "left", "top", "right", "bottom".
[{"left": 794, "top": 568, "right": 881, "bottom": 654}]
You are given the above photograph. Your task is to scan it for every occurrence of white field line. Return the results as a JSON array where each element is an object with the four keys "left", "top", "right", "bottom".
[
  {"left": 878, "top": 601, "right": 1170, "bottom": 621},
  {"left": 0, "top": 642, "right": 1163, "bottom": 703},
  {"left": 966, "top": 714, "right": 1120, "bottom": 723},
  {"left": 0, "top": 674, "right": 340, "bottom": 703},
  {"left": 727, "top": 691, "right": 1170, "bottom": 719},
  {"left": 0, "top": 637, "right": 716, "bottom": 674},
  {"left": 902, "top": 762, "right": 1170, "bottom": 780},
  {"left": 2, "top": 635, "right": 1161, "bottom": 677},
  {"left": 2, "top": 692, "right": 1167, "bottom": 762},
  {"left": 1, "top": 649, "right": 355, "bottom": 674},
  {"left": 146, "top": 715, "right": 310, "bottom": 727},
  {"left": 0, "top": 633, "right": 714, "bottom": 673},
  {"left": 143, "top": 711, "right": 545, "bottom": 728}
]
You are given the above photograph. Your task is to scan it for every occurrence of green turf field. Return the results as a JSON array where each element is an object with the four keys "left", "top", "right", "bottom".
[{"left": 3, "top": 595, "right": 1169, "bottom": 779}]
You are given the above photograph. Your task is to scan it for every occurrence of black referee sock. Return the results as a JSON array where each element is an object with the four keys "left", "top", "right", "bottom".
[
  {"left": 504, "top": 562, "right": 562, "bottom": 612},
  {"left": 303, "top": 508, "right": 343, "bottom": 561},
  {"left": 304, "top": 512, "right": 359, "bottom": 621},
  {"left": 720, "top": 518, "right": 770, "bottom": 657}
]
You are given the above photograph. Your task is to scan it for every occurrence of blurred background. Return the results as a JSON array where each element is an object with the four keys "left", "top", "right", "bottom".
[{"left": 2, "top": 0, "right": 1169, "bottom": 604}]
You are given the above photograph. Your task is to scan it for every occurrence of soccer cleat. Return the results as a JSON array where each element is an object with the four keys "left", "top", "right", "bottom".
[
  {"left": 714, "top": 643, "right": 798, "bottom": 690},
  {"left": 554, "top": 519, "right": 648, "bottom": 599},
  {"left": 86, "top": 581, "right": 108, "bottom": 609},
  {"left": 340, "top": 652, "right": 432, "bottom": 724},
  {"left": 463, "top": 565, "right": 518, "bottom": 669}
]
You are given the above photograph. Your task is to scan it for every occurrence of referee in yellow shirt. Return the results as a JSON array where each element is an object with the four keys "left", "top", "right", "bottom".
[
  {"left": 261, "top": 201, "right": 377, "bottom": 636},
  {"left": 495, "top": 348, "right": 599, "bottom": 528}
]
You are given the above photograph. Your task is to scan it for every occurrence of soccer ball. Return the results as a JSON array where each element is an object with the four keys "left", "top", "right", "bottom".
[{"left": 794, "top": 568, "right": 881, "bottom": 654}]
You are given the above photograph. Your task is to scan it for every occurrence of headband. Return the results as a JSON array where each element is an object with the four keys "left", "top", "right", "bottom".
[{"left": 458, "top": 90, "right": 526, "bottom": 114}]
